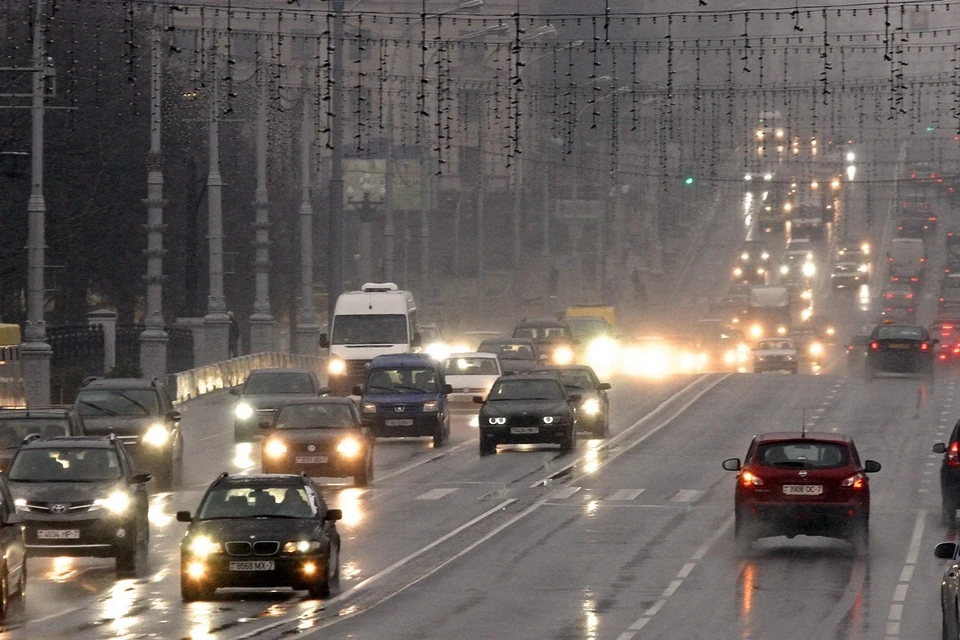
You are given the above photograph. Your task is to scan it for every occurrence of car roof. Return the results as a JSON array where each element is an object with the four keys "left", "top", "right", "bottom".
[
  {"left": 248, "top": 368, "right": 314, "bottom": 375},
  {"left": 370, "top": 353, "right": 436, "bottom": 366},
  {"left": 276, "top": 397, "right": 354, "bottom": 408},
  {"left": 0, "top": 407, "right": 72, "bottom": 417},
  {"left": 445, "top": 352, "right": 498, "bottom": 359},
  {"left": 514, "top": 318, "right": 569, "bottom": 328},
  {"left": 755, "top": 431, "right": 853, "bottom": 445},
  {"left": 480, "top": 338, "right": 536, "bottom": 346},
  {"left": 217, "top": 473, "right": 306, "bottom": 487},
  {"left": 496, "top": 373, "right": 563, "bottom": 383},
  {"left": 21, "top": 435, "right": 115, "bottom": 449},
  {"left": 80, "top": 378, "right": 158, "bottom": 389}
]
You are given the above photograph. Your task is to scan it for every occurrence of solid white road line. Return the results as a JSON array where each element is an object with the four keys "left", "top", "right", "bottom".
[
  {"left": 415, "top": 488, "right": 458, "bottom": 500},
  {"left": 606, "top": 489, "right": 644, "bottom": 501}
]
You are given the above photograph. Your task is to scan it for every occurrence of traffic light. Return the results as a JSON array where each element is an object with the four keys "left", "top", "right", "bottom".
[{"left": 684, "top": 176, "right": 695, "bottom": 186}]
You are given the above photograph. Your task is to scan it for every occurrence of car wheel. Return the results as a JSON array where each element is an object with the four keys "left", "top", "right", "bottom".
[
  {"left": 560, "top": 427, "right": 576, "bottom": 454},
  {"left": 432, "top": 421, "right": 446, "bottom": 448},
  {"left": 355, "top": 455, "right": 372, "bottom": 487},
  {"left": 307, "top": 551, "right": 336, "bottom": 599},
  {"left": 115, "top": 518, "right": 144, "bottom": 576},
  {"left": 170, "top": 436, "right": 184, "bottom": 490},
  {"left": 849, "top": 520, "right": 869, "bottom": 556},
  {"left": 12, "top": 559, "right": 25, "bottom": 605},
  {"left": 943, "top": 495, "right": 958, "bottom": 527},
  {"left": 181, "top": 575, "right": 214, "bottom": 602},
  {"left": 479, "top": 437, "right": 496, "bottom": 456},
  {"left": 735, "top": 513, "right": 755, "bottom": 554}
]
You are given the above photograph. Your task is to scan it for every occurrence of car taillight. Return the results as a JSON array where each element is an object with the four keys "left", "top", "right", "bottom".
[
  {"left": 870, "top": 341, "right": 879, "bottom": 350},
  {"left": 885, "top": 292, "right": 894, "bottom": 299},
  {"left": 898, "top": 226, "right": 904, "bottom": 231},
  {"left": 948, "top": 442, "right": 960, "bottom": 468},
  {"left": 740, "top": 471, "right": 764, "bottom": 487},
  {"left": 921, "top": 342, "right": 930, "bottom": 351},
  {"left": 888, "top": 257, "right": 894, "bottom": 262},
  {"left": 941, "top": 298, "right": 946, "bottom": 303},
  {"left": 930, "top": 216, "right": 938, "bottom": 221},
  {"left": 921, "top": 257, "right": 926, "bottom": 262},
  {"left": 906, "top": 293, "right": 914, "bottom": 299},
  {"left": 953, "top": 345, "right": 960, "bottom": 354},
  {"left": 841, "top": 472, "right": 866, "bottom": 489},
  {"left": 846, "top": 345, "right": 854, "bottom": 352},
  {"left": 910, "top": 277, "right": 919, "bottom": 282}
]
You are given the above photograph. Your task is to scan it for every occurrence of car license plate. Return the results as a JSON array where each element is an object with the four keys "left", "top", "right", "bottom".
[
  {"left": 295, "top": 455, "right": 328, "bottom": 464},
  {"left": 385, "top": 419, "right": 414, "bottom": 427},
  {"left": 888, "top": 343, "right": 911, "bottom": 349},
  {"left": 37, "top": 529, "right": 80, "bottom": 540},
  {"left": 510, "top": 426, "right": 539, "bottom": 434},
  {"left": 229, "top": 561, "right": 275, "bottom": 571},
  {"left": 782, "top": 484, "right": 823, "bottom": 496}
]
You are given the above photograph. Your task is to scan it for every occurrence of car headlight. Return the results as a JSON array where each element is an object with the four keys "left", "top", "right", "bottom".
[
  {"left": 93, "top": 491, "right": 131, "bottom": 515},
  {"left": 424, "top": 343, "right": 449, "bottom": 361},
  {"left": 858, "top": 264, "right": 868, "bottom": 273},
  {"left": 362, "top": 402, "right": 377, "bottom": 414},
  {"left": 423, "top": 401, "right": 439, "bottom": 412},
  {"left": 189, "top": 536, "right": 222, "bottom": 558},
  {"left": 543, "top": 416, "right": 556, "bottom": 424},
  {"left": 810, "top": 342, "right": 824, "bottom": 356},
  {"left": 488, "top": 417, "right": 506, "bottom": 425},
  {"left": 264, "top": 438, "right": 288, "bottom": 459},
  {"left": 761, "top": 251, "right": 770, "bottom": 260},
  {"left": 723, "top": 350, "right": 737, "bottom": 365},
  {"left": 826, "top": 327, "right": 836, "bottom": 337},
  {"left": 802, "top": 262, "right": 816, "bottom": 277},
  {"left": 749, "top": 324, "right": 764, "bottom": 340},
  {"left": 328, "top": 358, "right": 346, "bottom": 376},
  {"left": 582, "top": 398, "right": 601, "bottom": 416},
  {"left": 142, "top": 423, "right": 170, "bottom": 447},
  {"left": 469, "top": 415, "right": 479, "bottom": 427},
  {"left": 336, "top": 436, "right": 362, "bottom": 458},
  {"left": 553, "top": 346, "right": 574, "bottom": 365},
  {"left": 780, "top": 265, "right": 790, "bottom": 275},
  {"left": 234, "top": 402, "right": 254, "bottom": 421},
  {"left": 283, "top": 540, "right": 322, "bottom": 554},
  {"left": 733, "top": 267, "right": 743, "bottom": 277}
]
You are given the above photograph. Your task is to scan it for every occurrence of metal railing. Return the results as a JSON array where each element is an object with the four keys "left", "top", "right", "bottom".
[{"left": 166, "top": 352, "right": 327, "bottom": 404}]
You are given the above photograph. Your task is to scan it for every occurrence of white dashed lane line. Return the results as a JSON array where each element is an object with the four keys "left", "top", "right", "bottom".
[{"left": 885, "top": 510, "right": 926, "bottom": 639}]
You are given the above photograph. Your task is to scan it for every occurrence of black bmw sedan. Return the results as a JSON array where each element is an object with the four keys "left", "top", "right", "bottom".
[
  {"left": 178, "top": 473, "right": 342, "bottom": 601},
  {"left": 474, "top": 374, "right": 580, "bottom": 456},
  {"left": 865, "top": 323, "right": 937, "bottom": 380}
]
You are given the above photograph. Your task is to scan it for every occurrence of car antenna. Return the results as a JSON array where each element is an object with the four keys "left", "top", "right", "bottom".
[{"left": 801, "top": 409, "right": 806, "bottom": 438}]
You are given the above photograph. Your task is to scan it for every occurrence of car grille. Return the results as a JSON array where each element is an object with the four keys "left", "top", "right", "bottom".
[
  {"left": 506, "top": 415, "right": 545, "bottom": 428},
  {"left": 20, "top": 500, "right": 96, "bottom": 514},
  {"left": 253, "top": 541, "right": 280, "bottom": 556},
  {"left": 225, "top": 541, "right": 252, "bottom": 556}
]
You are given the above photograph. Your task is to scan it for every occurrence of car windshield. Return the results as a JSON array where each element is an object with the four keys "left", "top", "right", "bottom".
[
  {"left": 275, "top": 404, "right": 354, "bottom": 429},
  {"left": 480, "top": 342, "right": 535, "bottom": 361},
  {"left": 833, "top": 263, "right": 858, "bottom": 273},
  {"left": 565, "top": 317, "right": 611, "bottom": 341},
  {"left": 8, "top": 448, "right": 122, "bottom": 482},
  {"left": 757, "top": 340, "right": 793, "bottom": 350},
  {"left": 366, "top": 367, "right": 438, "bottom": 393},
  {"left": 198, "top": 486, "right": 316, "bottom": 519},
  {"left": 0, "top": 418, "right": 70, "bottom": 448},
  {"left": 488, "top": 379, "right": 564, "bottom": 401},
  {"left": 876, "top": 326, "right": 925, "bottom": 340},
  {"left": 243, "top": 372, "right": 314, "bottom": 395},
  {"left": 419, "top": 326, "right": 441, "bottom": 343},
  {"left": 74, "top": 389, "right": 159, "bottom": 417},
  {"left": 555, "top": 370, "right": 595, "bottom": 389},
  {"left": 440, "top": 357, "right": 499, "bottom": 376},
  {"left": 756, "top": 441, "right": 850, "bottom": 469},
  {"left": 513, "top": 326, "right": 571, "bottom": 341},
  {"left": 332, "top": 314, "right": 408, "bottom": 345}
]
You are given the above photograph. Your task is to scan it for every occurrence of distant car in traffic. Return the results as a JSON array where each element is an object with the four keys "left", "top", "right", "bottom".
[
  {"left": 475, "top": 374, "right": 579, "bottom": 456},
  {"left": 788, "top": 328, "right": 825, "bottom": 366},
  {"left": 845, "top": 325, "right": 874, "bottom": 369},
  {"left": 476, "top": 338, "right": 543, "bottom": 375},
  {"left": 0, "top": 406, "right": 86, "bottom": 473},
  {"left": 7, "top": 435, "right": 151, "bottom": 575},
  {"left": 0, "top": 471, "right": 25, "bottom": 620},
  {"left": 511, "top": 318, "right": 577, "bottom": 366},
  {"left": 865, "top": 323, "right": 936, "bottom": 380},
  {"left": 73, "top": 377, "right": 182, "bottom": 489},
  {"left": 528, "top": 365, "right": 611, "bottom": 438},
  {"left": 723, "top": 431, "right": 880, "bottom": 554},
  {"left": 440, "top": 352, "right": 502, "bottom": 406},
  {"left": 752, "top": 339, "right": 798, "bottom": 374},
  {"left": 177, "top": 472, "right": 342, "bottom": 601},
  {"left": 933, "top": 421, "right": 960, "bottom": 526},
  {"left": 231, "top": 368, "right": 327, "bottom": 443},
  {"left": 830, "top": 262, "right": 866, "bottom": 289},
  {"left": 260, "top": 398, "right": 374, "bottom": 487}
]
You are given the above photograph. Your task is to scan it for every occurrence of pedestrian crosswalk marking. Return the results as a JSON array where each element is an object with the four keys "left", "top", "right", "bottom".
[
  {"left": 548, "top": 486, "right": 581, "bottom": 500},
  {"left": 415, "top": 488, "right": 458, "bottom": 500},
  {"left": 670, "top": 489, "right": 704, "bottom": 503},
  {"left": 606, "top": 489, "right": 645, "bottom": 501}
]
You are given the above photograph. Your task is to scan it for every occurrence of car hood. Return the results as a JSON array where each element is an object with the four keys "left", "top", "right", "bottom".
[
  {"left": 481, "top": 400, "right": 571, "bottom": 417},
  {"left": 188, "top": 517, "right": 319, "bottom": 543},
  {"left": 237, "top": 394, "right": 319, "bottom": 411},
  {"left": 446, "top": 374, "right": 499, "bottom": 390},
  {"left": 81, "top": 415, "right": 159, "bottom": 436},
  {"left": 7, "top": 479, "right": 124, "bottom": 502},
  {"left": 269, "top": 427, "right": 363, "bottom": 444},
  {"left": 362, "top": 392, "right": 438, "bottom": 404},
  {"left": 498, "top": 359, "right": 539, "bottom": 374},
  {"left": 754, "top": 349, "right": 796, "bottom": 356}
]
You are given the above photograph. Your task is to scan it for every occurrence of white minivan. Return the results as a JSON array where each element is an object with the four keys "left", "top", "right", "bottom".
[{"left": 320, "top": 283, "right": 420, "bottom": 395}]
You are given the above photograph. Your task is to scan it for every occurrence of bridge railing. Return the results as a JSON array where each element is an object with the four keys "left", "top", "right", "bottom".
[{"left": 166, "top": 353, "right": 327, "bottom": 404}]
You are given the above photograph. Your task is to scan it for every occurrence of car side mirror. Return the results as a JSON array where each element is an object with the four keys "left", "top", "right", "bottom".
[
  {"left": 472, "top": 395, "right": 485, "bottom": 404},
  {"left": 318, "top": 387, "right": 331, "bottom": 396},
  {"left": 229, "top": 387, "right": 240, "bottom": 396},
  {"left": 352, "top": 385, "right": 364, "bottom": 396},
  {"left": 443, "top": 384, "right": 453, "bottom": 394},
  {"left": 319, "top": 333, "right": 330, "bottom": 349},
  {"left": 598, "top": 382, "right": 611, "bottom": 391},
  {"left": 165, "top": 410, "right": 181, "bottom": 422},
  {"left": 130, "top": 472, "right": 152, "bottom": 485},
  {"left": 569, "top": 394, "right": 582, "bottom": 404},
  {"left": 411, "top": 332, "right": 422, "bottom": 348},
  {"left": 258, "top": 421, "right": 273, "bottom": 430},
  {"left": 936, "top": 542, "right": 959, "bottom": 559},
  {"left": 176, "top": 510, "right": 193, "bottom": 523},
  {"left": 722, "top": 458, "right": 742, "bottom": 471},
  {"left": 325, "top": 508, "right": 343, "bottom": 522},
  {"left": 934, "top": 442, "right": 948, "bottom": 454},
  {"left": 863, "top": 460, "right": 881, "bottom": 473}
]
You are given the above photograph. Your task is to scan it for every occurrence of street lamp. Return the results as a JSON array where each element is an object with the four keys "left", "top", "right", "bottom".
[{"left": 346, "top": 172, "right": 385, "bottom": 285}]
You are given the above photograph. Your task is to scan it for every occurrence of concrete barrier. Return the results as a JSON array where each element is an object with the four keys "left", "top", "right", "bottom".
[{"left": 166, "top": 352, "right": 327, "bottom": 404}]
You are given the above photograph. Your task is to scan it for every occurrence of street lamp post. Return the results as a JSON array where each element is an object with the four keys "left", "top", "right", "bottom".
[
  {"left": 21, "top": 0, "right": 52, "bottom": 405},
  {"left": 295, "top": 79, "right": 320, "bottom": 356},
  {"left": 327, "top": 0, "right": 345, "bottom": 325}
]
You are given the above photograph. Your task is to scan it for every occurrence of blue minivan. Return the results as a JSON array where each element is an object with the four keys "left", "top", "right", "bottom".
[{"left": 353, "top": 354, "right": 452, "bottom": 447}]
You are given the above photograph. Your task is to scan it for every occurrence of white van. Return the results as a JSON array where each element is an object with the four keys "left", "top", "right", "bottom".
[
  {"left": 320, "top": 283, "right": 419, "bottom": 394},
  {"left": 887, "top": 238, "right": 925, "bottom": 285}
]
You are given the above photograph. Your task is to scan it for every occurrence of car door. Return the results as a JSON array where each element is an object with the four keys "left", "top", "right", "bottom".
[
  {"left": 307, "top": 482, "right": 339, "bottom": 552},
  {"left": 119, "top": 444, "right": 150, "bottom": 520},
  {"left": 0, "top": 478, "right": 24, "bottom": 593}
]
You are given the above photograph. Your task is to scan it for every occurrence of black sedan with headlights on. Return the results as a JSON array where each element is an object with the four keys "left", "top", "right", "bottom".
[
  {"left": 178, "top": 473, "right": 342, "bottom": 601},
  {"left": 231, "top": 368, "right": 328, "bottom": 443},
  {"left": 934, "top": 540, "right": 960, "bottom": 638},
  {"left": 6, "top": 435, "right": 151, "bottom": 576},
  {"left": 474, "top": 374, "right": 580, "bottom": 456},
  {"left": 528, "top": 365, "right": 610, "bottom": 438},
  {"left": 259, "top": 398, "right": 374, "bottom": 487},
  {"left": 864, "top": 323, "right": 937, "bottom": 380}
]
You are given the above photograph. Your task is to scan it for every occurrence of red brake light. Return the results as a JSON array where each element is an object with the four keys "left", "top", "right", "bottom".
[
  {"left": 941, "top": 298, "right": 946, "bottom": 303},
  {"left": 888, "top": 257, "right": 894, "bottom": 262},
  {"left": 948, "top": 442, "right": 960, "bottom": 468},
  {"left": 885, "top": 292, "right": 894, "bottom": 299},
  {"left": 943, "top": 325, "right": 953, "bottom": 330},
  {"left": 740, "top": 470, "right": 764, "bottom": 487},
  {"left": 910, "top": 277, "right": 919, "bottom": 282},
  {"left": 912, "top": 172, "right": 917, "bottom": 178},
  {"left": 930, "top": 216, "right": 938, "bottom": 221},
  {"left": 921, "top": 342, "right": 930, "bottom": 351},
  {"left": 906, "top": 293, "right": 914, "bottom": 299},
  {"left": 898, "top": 226, "right": 904, "bottom": 231},
  {"left": 921, "top": 257, "right": 926, "bottom": 262},
  {"left": 953, "top": 346, "right": 960, "bottom": 354},
  {"left": 841, "top": 472, "right": 866, "bottom": 489},
  {"left": 869, "top": 341, "right": 879, "bottom": 350}
]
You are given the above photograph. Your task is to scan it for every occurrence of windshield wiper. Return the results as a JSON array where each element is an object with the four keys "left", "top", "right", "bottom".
[
  {"left": 393, "top": 384, "right": 430, "bottom": 393},
  {"left": 78, "top": 401, "right": 117, "bottom": 416},
  {"left": 115, "top": 392, "right": 153, "bottom": 416},
  {"left": 367, "top": 385, "right": 396, "bottom": 392}
]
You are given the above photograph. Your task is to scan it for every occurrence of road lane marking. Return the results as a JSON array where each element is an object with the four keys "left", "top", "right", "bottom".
[
  {"left": 415, "top": 488, "right": 458, "bottom": 500},
  {"left": 893, "top": 583, "right": 908, "bottom": 602},
  {"left": 669, "top": 489, "right": 704, "bottom": 503},
  {"left": 606, "top": 489, "right": 644, "bottom": 501},
  {"left": 26, "top": 605, "right": 84, "bottom": 626},
  {"left": 886, "top": 509, "right": 926, "bottom": 638},
  {"left": 375, "top": 440, "right": 473, "bottom": 483},
  {"left": 677, "top": 562, "right": 696, "bottom": 578},
  {"left": 547, "top": 486, "right": 581, "bottom": 500}
]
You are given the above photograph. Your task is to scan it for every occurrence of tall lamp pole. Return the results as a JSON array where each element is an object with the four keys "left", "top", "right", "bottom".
[
  {"left": 21, "top": 0, "right": 51, "bottom": 405},
  {"left": 295, "top": 78, "right": 320, "bottom": 355},
  {"left": 140, "top": 0, "right": 168, "bottom": 379}
]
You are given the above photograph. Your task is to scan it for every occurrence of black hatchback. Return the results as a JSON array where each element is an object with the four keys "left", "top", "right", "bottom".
[
  {"left": 865, "top": 324, "right": 937, "bottom": 380},
  {"left": 934, "top": 420, "right": 960, "bottom": 525},
  {"left": 0, "top": 406, "right": 86, "bottom": 473},
  {"left": 178, "top": 473, "right": 342, "bottom": 601}
]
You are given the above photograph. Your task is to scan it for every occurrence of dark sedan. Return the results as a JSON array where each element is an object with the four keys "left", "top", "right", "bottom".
[
  {"left": 476, "top": 338, "right": 543, "bottom": 375},
  {"left": 0, "top": 407, "right": 86, "bottom": 473},
  {"left": 865, "top": 324, "right": 937, "bottom": 380},
  {"left": 475, "top": 374, "right": 579, "bottom": 455},
  {"left": 260, "top": 399, "right": 374, "bottom": 487},
  {"left": 178, "top": 473, "right": 342, "bottom": 601},
  {"left": 528, "top": 365, "right": 611, "bottom": 438},
  {"left": 231, "top": 368, "right": 327, "bottom": 443}
]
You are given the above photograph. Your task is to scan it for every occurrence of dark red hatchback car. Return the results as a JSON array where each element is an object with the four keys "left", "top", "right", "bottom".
[{"left": 722, "top": 432, "right": 881, "bottom": 555}]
